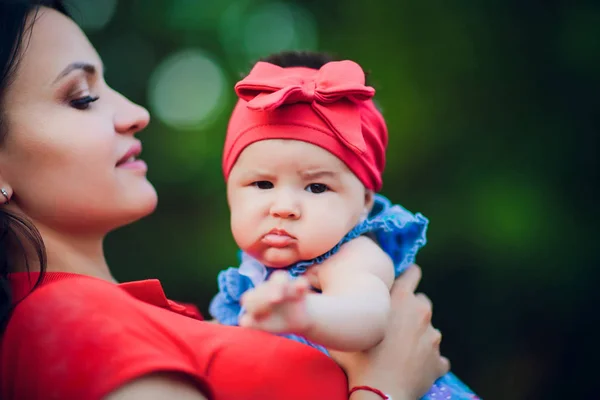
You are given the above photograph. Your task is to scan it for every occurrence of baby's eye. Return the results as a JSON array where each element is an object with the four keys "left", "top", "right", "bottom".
[
  {"left": 253, "top": 181, "right": 274, "bottom": 190},
  {"left": 305, "top": 183, "right": 329, "bottom": 194}
]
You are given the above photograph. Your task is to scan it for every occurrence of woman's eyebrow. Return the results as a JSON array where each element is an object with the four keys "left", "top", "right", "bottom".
[{"left": 53, "top": 62, "right": 97, "bottom": 84}]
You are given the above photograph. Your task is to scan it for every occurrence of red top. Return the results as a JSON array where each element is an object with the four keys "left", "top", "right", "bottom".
[{"left": 0, "top": 272, "right": 347, "bottom": 400}]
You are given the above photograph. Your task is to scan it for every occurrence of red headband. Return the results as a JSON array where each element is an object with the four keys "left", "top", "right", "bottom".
[{"left": 222, "top": 60, "right": 388, "bottom": 191}]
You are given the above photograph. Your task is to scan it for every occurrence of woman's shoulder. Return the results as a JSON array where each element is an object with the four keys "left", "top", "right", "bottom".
[
  {"left": 1, "top": 273, "right": 213, "bottom": 400},
  {"left": 8, "top": 272, "right": 202, "bottom": 323},
  {"left": 4, "top": 272, "right": 206, "bottom": 347},
  {"left": 8, "top": 273, "right": 144, "bottom": 327}
]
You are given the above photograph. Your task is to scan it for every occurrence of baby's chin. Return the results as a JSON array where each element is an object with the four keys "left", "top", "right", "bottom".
[{"left": 256, "top": 246, "right": 323, "bottom": 269}]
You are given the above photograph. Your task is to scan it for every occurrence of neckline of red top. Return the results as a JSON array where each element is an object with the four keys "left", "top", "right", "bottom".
[{"left": 7, "top": 271, "right": 203, "bottom": 320}]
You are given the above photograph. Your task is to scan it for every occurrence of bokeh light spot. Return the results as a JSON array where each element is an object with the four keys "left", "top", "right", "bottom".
[
  {"left": 65, "top": 0, "right": 118, "bottom": 32},
  {"left": 167, "top": 0, "right": 236, "bottom": 30},
  {"left": 148, "top": 49, "right": 228, "bottom": 130},
  {"left": 242, "top": 2, "right": 318, "bottom": 60},
  {"left": 219, "top": 1, "right": 318, "bottom": 68}
]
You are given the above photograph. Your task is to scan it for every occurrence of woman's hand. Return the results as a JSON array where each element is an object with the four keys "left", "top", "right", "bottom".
[{"left": 332, "top": 265, "right": 450, "bottom": 400}]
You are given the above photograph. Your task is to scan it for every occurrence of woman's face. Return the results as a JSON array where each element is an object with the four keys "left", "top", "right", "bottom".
[{"left": 0, "top": 8, "right": 157, "bottom": 235}]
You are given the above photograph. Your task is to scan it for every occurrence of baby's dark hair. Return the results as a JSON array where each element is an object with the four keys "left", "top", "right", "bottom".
[
  {"left": 259, "top": 51, "right": 335, "bottom": 70},
  {"left": 257, "top": 51, "right": 372, "bottom": 86}
]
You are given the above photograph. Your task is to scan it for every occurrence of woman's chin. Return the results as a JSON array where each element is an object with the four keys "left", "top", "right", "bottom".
[
  {"left": 131, "top": 186, "right": 159, "bottom": 217},
  {"left": 114, "top": 184, "right": 159, "bottom": 226}
]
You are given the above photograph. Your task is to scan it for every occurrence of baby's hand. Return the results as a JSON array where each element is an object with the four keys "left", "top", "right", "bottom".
[{"left": 239, "top": 271, "right": 312, "bottom": 334}]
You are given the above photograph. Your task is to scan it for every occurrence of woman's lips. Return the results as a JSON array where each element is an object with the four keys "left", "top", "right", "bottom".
[
  {"left": 116, "top": 142, "right": 142, "bottom": 167},
  {"left": 117, "top": 159, "right": 147, "bottom": 171},
  {"left": 116, "top": 142, "right": 147, "bottom": 171}
]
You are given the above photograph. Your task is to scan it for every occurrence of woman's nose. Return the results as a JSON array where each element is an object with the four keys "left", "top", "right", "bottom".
[{"left": 113, "top": 90, "right": 150, "bottom": 135}]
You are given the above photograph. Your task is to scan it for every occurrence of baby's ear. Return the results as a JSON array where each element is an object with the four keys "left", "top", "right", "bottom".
[{"left": 363, "top": 189, "right": 375, "bottom": 216}]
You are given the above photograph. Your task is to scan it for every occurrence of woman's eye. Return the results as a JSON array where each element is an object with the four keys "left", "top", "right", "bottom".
[
  {"left": 306, "top": 183, "right": 329, "bottom": 194},
  {"left": 253, "top": 181, "right": 274, "bottom": 190},
  {"left": 70, "top": 95, "right": 99, "bottom": 110}
]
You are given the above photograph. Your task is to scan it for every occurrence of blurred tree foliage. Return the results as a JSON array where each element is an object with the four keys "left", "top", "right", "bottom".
[{"left": 68, "top": 0, "right": 599, "bottom": 398}]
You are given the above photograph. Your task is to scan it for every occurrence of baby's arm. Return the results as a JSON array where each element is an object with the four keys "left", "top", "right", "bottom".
[
  {"left": 304, "top": 236, "right": 394, "bottom": 350},
  {"left": 240, "top": 236, "right": 395, "bottom": 352}
]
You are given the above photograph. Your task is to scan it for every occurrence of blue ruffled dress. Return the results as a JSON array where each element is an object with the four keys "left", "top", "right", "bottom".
[{"left": 210, "top": 194, "right": 480, "bottom": 400}]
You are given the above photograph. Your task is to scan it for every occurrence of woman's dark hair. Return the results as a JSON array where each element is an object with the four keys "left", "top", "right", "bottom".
[{"left": 0, "top": 0, "right": 70, "bottom": 331}]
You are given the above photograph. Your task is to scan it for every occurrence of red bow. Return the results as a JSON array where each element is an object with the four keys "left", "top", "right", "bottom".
[{"left": 235, "top": 60, "right": 375, "bottom": 154}]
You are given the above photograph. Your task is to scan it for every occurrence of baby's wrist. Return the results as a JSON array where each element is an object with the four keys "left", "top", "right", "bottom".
[
  {"left": 294, "top": 312, "right": 316, "bottom": 337},
  {"left": 296, "top": 293, "right": 318, "bottom": 335}
]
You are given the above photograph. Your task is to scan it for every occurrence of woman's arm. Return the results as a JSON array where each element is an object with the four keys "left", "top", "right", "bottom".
[
  {"left": 1, "top": 277, "right": 215, "bottom": 400},
  {"left": 239, "top": 236, "right": 395, "bottom": 351},
  {"left": 105, "top": 373, "right": 208, "bottom": 400},
  {"left": 106, "top": 266, "right": 445, "bottom": 400}
]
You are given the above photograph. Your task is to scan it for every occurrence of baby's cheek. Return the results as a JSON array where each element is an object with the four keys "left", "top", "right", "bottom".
[
  {"left": 305, "top": 224, "right": 344, "bottom": 255},
  {"left": 230, "top": 213, "right": 252, "bottom": 245},
  {"left": 305, "top": 209, "right": 357, "bottom": 256},
  {"left": 318, "top": 209, "right": 353, "bottom": 237}
]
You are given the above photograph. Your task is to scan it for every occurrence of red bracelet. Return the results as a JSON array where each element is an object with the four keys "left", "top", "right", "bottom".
[{"left": 348, "top": 386, "right": 392, "bottom": 399}]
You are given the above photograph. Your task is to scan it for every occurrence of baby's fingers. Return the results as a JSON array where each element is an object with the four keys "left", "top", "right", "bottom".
[
  {"left": 241, "top": 273, "right": 289, "bottom": 317},
  {"left": 284, "top": 276, "right": 310, "bottom": 301},
  {"left": 268, "top": 271, "right": 291, "bottom": 302},
  {"left": 239, "top": 313, "right": 258, "bottom": 328},
  {"left": 241, "top": 286, "right": 279, "bottom": 318},
  {"left": 264, "top": 271, "right": 308, "bottom": 302}
]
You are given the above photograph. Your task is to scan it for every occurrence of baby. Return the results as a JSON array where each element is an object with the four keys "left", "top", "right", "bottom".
[{"left": 210, "top": 51, "right": 479, "bottom": 399}]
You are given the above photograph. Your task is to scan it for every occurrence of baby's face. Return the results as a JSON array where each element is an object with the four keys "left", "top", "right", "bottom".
[{"left": 227, "top": 139, "right": 371, "bottom": 268}]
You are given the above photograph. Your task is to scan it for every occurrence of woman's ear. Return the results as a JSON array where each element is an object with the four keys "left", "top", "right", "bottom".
[{"left": 0, "top": 168, "right": 12, "bottom": 204}]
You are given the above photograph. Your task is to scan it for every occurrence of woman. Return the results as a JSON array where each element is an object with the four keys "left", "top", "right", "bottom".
[{"left": 0, "top": 1, "right": 449, "bottom": 399}]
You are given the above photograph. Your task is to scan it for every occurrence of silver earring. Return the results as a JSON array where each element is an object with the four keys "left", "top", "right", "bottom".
[{"left": 1, "top": 188, "right": 9, "bottom": 204}]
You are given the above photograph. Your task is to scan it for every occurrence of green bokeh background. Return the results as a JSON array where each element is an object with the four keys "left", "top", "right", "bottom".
[{"left": 68, "top": 0, "right": 599, "bottom": 398}]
